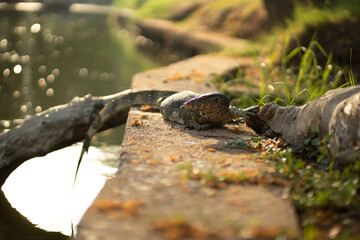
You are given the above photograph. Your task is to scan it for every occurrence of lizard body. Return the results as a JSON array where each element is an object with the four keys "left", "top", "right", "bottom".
[{"left": 159, "top": 91, "right": 231, "bottom": 130}]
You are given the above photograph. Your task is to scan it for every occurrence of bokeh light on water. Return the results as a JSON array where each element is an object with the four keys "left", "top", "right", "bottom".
[
  {"left": 0, "top": 10, "right": 157, "bottom": 121},
  {"left": 0, "top": 6, "right": 159, "bottom": 237}
]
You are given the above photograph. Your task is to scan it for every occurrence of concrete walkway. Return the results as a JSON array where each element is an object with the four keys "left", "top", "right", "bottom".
[{"left": 77, "top": 54, "right": 300, "bottom": 239}]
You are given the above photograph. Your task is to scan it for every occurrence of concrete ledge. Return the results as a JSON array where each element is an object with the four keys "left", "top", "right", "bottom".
[{"left": 77, "top": 54, "right": 300, "bottom": 239}]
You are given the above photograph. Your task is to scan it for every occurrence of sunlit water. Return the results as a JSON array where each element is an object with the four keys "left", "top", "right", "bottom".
[
  {"left": 2, "top": 144, "right": 120, "bottom": 236},
  {"left": 0, "top": 6, "right": 159, "bottom": 238}
]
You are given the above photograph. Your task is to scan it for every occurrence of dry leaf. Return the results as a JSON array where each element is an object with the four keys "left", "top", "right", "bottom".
[
  {"left": 93, "top": 199, "right": 123, "bottom": 212},
  {"left": 249, "top": 227, "right": 282, "bottom": 238},
  {"left": 153, "top": 219, "right": 215, "bottom": 239},
  {"left": 207, "top": 147, "right": 216, "bottom": 152},
  {"left": 141, "top": 155, "right": 151, "bottom": 160},
  {"left": 168, "top": 153, "right": 183, "bottom": 162},
  {"left": 130, "top": 119, "right": 144, "bottom": 126},
  {"left": 141, "top": 105, "right": 156, "bottom": 112},
  {"left": 189, "top": 70, "right": 205, "bottom": 77},
  {"left": 165, "top": 72, "right": 184, "bottom": 81},
  {"left": 92, "top": 199, "right": 145, "bottom": 219},
  {"left": 130, "top": 160, "right": 140, "bottom": 165},
  {"left": 148, "top": 160, "right": 159, "bottom": 165},
  {"left": 140, "top": 146, "right": 151, "bottom": 152},
  {"left": 191, "top": 77, "right": 205, "bottom": 83}
]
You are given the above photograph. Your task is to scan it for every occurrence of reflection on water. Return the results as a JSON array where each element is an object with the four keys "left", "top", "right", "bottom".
[
  {"left": 0, "top": 7, "right": 159, "bottom": 239},
  {"left": 0, "top": 10, "right": 157, "bottom": 122},
  {"left": 2, "top": 144, "right": 120, "bottom": 237}
]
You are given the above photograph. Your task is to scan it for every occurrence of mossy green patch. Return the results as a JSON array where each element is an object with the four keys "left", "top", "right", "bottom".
[{"left": 114, "top": 0, "right": 178, "bottom": 18}]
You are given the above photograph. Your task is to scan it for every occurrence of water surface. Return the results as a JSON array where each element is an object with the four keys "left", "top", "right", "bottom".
[{"left": 0, "top": 7, "right": 159, "bottom": 238}]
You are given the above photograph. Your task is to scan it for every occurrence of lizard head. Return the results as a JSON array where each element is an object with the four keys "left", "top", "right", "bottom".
[{"left": 183, "top": 92, "right": 230, "bottom": 111}]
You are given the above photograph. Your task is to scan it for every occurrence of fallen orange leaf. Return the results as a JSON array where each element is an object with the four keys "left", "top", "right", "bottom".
[
  {"left": 148, "top": 160, "right": 159, "bottom": 165},
  {"left": 168, "top": 153, "right": 183, "bottom": 162},
  {"left": 189, "top": 70, "right": 205, "bottom": 77},
  {"left": 190, "top": 77, "right": 204, "bottom": 83},
  {"left": 165, "top": 72, "right": 184, "bottom": 81},
  {"left": 141, "top": 105, "right": 155, "bottom": 112},
  {"left": 141, "top": 155, "right": 151, "bottom": 160},
  {"left": 153, "top": 219, "right": 216, "bottom": 239},
  {"left": 140, "top": 146, "right": 151, "bottom": 152},
  {"left": 130, "top": 119, "right": 144, "bottom": 126},
  {"left": 92, "top": 199, "right": 145, "bottom": 218}
]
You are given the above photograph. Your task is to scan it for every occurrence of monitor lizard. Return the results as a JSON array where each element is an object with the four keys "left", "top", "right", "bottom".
[{"left": 74, "top": 90, "right": 260, "bottom": 184}]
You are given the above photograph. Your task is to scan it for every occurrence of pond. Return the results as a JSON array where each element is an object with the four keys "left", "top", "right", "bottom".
[{"left": 0, "top": 4, "right": 161, "bottom": 239}]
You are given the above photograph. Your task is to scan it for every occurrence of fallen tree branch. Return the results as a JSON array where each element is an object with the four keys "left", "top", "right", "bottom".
[
  {"left": 0, "top": 90, "right": 132, "bottom": 185},
  {"left": 256, "top": 86, "right": 360, "bottom": 163}
]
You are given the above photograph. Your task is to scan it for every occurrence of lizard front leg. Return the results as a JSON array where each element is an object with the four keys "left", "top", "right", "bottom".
[{"left": 179, "top": 106, "right": 211, "bottom": 130}]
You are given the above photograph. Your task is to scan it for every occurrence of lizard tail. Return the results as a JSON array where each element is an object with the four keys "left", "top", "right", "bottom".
[
  {"left": 73, "top": 135, "right": 91, "bottom": 186},
  {"left": 74, "top": 90, "right": 178, "bottom": 186},
  {"left": 230, "top": 106, "right": 247, "bottom": 118}
]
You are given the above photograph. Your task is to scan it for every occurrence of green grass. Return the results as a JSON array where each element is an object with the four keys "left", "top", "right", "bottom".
[
  {"left": 266, "top": 132, "right": 360, "bottom": 239},
  {"left": 262, "top": 0, "right": 360, "bottom": 57},
  {"left": 136, "top": 0, "right": 178, "bottom": 19},
  {"left": 293, "top": 0, "right": 360, "bottom": 24},
  {"left": 113, "top": 0, "right": 263, "bottom": 20},
  {"left": 216, "top": 39, "right": 355, "bottom": 108},
  {"left": 215, "top": 39, "right": 359, "bottom": 238},
  {"left": 272, "top": 135, "right": 359, "bottom": 208},
  {"left": 187, "top": 0, "right": 262, "bottom": 13},
  {"left": 256, "top": 42, "right": 358, "bottom": 237},
  {"left": 113, "top": 0, "right": 147, "bottom": 9},
  {"left": 113, "top": 0, "right": 178, "bottom": 18}
]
